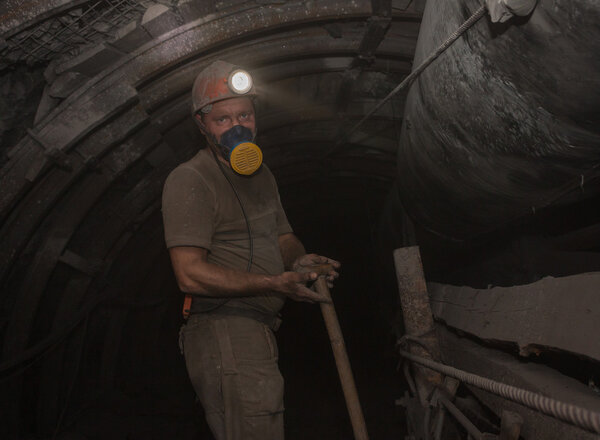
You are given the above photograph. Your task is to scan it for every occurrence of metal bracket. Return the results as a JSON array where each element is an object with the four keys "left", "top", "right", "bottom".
[
  {"left": 27, "top": 128, "right": 73, "bottom": 171},
  {"left": 499, "top": 410, "right": 523, "bottom": 440},
  {"left": 370, "top": 0, "right": 392, "bottom": 17},
  {"left": 356, "top": 15, "right": 392, "bottom": 64},
  {"left": 333, "top": 0, "right": 392, "bottom": 116},
  {"left": 58, "top": 250, "right": 104, "bottom": 277}
]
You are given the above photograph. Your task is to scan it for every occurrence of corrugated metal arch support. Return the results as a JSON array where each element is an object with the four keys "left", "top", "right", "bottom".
[{"left": 0, "top": 1, "right": 420, "bottom": 437}]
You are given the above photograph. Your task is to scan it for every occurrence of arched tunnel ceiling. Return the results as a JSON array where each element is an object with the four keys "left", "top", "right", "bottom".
[{"left": 1, "top": 0, "right": 600, "bottom": 436}]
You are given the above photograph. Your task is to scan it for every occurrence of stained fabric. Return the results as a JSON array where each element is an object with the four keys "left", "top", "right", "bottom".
[
  {"left": 161, "top": 147, "right": 293, "bottom": 315},
  {"left": 180, "top": 314, "right": 285, "bottom": 440}
]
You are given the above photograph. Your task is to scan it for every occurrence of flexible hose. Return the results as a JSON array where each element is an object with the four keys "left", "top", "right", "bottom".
[
  {"left": 338, "top": 3, "right": 487, "bottom": 147},
  {"left": 399, "top": 350, "right": 600, "bottom": 435}
]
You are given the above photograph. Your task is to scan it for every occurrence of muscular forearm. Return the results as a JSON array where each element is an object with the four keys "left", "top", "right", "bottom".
[
  {"left": 169, "top": 246, "right": 330, "bottom": 303},
  {"left": 178, "top": 258, "right": 275, "bottom": 297},
  {"left": 278, "top": 233, "right": 306, "bottom": 270}
]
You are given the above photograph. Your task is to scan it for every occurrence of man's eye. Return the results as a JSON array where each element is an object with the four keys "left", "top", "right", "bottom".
[{"left": 240, "top": 113, "right": 248, "bottom": 119}]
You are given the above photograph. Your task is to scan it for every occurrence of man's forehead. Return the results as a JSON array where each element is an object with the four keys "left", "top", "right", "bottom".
[{"left": 209, "top": 97, "right": 254, "bottom": 113}]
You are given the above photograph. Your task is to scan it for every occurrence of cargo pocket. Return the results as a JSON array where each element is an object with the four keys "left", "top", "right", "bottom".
[{"left": 236, "top": 358, "right": 284, "bottom": 416}]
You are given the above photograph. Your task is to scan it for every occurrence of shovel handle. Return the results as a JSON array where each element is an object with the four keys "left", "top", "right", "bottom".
[{"left": 310, "top": 265, "right": 370, "bottom": 440}]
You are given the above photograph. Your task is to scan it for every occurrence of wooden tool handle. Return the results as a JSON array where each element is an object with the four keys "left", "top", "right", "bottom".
[
  {"left": 313, "top": 275, "right": 370, "bottom": 440},
  {"left": 309, "top": 263, "right": 333, "bottom": 276}
]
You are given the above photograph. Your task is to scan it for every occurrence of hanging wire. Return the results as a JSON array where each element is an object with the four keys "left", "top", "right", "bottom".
[{"left": 327, "top": 3, "right": 487, "bottom": 156}]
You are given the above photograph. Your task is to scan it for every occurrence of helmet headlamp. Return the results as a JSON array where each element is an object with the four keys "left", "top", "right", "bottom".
[{"left": 228, "top": 69, "right": 253, "bottom": 94}]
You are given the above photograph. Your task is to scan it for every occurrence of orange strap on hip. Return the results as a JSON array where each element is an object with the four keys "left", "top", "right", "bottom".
[{"left": 182, "top": 294, "right": 192, "bottom": 320}]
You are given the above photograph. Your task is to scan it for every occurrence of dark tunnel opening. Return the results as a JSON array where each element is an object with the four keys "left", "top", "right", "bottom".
[{"left": 1, "top": 0, "right": 599, "bottom": 439}]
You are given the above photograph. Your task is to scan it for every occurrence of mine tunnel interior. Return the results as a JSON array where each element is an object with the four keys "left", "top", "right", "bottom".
[{"left": 1, "top": 0, "right": 599, "bottom": 439}]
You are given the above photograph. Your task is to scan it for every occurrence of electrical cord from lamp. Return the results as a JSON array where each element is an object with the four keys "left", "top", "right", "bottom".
[{"left": 210, "top": 147, "right": 254, "bottom": 272}]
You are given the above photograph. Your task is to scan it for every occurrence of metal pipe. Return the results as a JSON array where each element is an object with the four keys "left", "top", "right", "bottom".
[
  {"left": 423, "top": 405, "right": 432, "bottom": 440},
  {"left": 438, "top": 394, "right": 484, "bottom": 440},
  {"left": 433, "top": 407, "right": 446, "bottom": 440},
  {"left": 393, "top": 246, "right": 442, "bottom": 404},
  {"left": 499, "top": 410, "right": 523, "bottom": 440},
  {"left": 399, "top": 349, "right": 600, "bottom": 435},
  {"left": 403, "top": 360, "right": 417, "bottom": 396}
]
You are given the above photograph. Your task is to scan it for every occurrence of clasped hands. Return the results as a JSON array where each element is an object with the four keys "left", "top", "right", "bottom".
[
  {"left": 292, "top": 253, "right": 340, "bottom": 288},
  {"left": 277, "top": 254, "right": 340, "bottom": 304}
]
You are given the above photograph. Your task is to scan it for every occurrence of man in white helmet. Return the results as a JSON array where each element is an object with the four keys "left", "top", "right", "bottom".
[{"left": 161, "top": 60, "right": 340, "bottom": 439}]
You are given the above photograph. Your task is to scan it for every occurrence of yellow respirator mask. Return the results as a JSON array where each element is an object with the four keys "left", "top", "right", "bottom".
[{"left": 218, "top": 125, "right": 263, "bottom": 176}]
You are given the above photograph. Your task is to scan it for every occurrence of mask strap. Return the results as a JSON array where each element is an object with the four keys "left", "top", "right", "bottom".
[{"left": 194, "top": 113, "right": 229, "bottom": 160}]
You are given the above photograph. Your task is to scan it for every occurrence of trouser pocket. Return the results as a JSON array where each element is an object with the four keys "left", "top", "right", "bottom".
[
  {"left": 236, "top": 358, "right": 284, "bottom": 417},
  {"left": 214, "top": 317, "right": 284, "bottom": 440}
]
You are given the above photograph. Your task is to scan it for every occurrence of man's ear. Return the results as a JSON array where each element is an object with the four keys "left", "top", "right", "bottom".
[
  {"left": 194, "top": 114, "right": 219, "bottom": 148},
  {"left": 193, "top": 113, "right": 208, "bottom": 134}
]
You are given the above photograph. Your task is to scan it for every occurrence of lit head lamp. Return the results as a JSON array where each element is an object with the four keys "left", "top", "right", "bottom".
[
  {"left": 191, "top": 61, "right": 257, "bottom": 116},
  {"left": 228, "top": 69, "right": 253, "bottom": 94}
]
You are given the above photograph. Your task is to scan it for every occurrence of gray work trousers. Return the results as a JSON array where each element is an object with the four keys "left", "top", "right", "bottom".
[{"left": 179, "top": 314, "right": 285, "bottom": 440}]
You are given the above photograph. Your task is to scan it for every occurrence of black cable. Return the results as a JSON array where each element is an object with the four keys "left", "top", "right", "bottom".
[{"left": 210, "top": 147, "right": 254, "bottom": 272}]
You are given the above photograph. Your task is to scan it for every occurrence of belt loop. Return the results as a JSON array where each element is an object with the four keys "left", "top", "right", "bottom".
[{"left": 213, "top": 319, "right": 238, "bottom": 375}]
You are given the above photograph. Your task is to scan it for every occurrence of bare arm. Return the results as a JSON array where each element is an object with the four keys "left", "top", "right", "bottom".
[
  {"left": 278, "top": 232, "right": 307, "bottom": 270},
  {"left": 169, "top": 246, "right": 329, "bottom": 303}
]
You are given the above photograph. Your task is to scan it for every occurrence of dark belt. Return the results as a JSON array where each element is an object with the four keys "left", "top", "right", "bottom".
[{"left": 198, "top": 304, "right": 282, "bottom": 331}]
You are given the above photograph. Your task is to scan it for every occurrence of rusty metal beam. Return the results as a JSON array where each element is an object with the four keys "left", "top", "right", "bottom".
[{"left": 394, "top": 246, "right": 442, "bottom": 404}]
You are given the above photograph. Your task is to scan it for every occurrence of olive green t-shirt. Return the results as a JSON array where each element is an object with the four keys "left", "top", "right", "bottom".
[{"left": 161, "top": 147, "right": 292, "bottom": 315}]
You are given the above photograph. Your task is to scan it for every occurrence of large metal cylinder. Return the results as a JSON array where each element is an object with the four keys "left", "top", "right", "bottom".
[{"left": 397, "top": 0, "right": 600, "bottom": 239}]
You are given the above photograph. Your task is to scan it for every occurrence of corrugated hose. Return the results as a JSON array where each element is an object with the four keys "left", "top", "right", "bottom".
[{"left": 399, "top": 349, "right": 600, "bottom": 435}]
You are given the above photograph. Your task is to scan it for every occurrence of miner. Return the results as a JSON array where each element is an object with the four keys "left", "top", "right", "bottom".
[{"left": 162, "top": 60, "right": 340, "bottom": 439}]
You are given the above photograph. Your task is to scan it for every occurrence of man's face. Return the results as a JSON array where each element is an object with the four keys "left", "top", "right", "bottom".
[{"left": 198, "top": 97, "right": 256, "bottom": 143}]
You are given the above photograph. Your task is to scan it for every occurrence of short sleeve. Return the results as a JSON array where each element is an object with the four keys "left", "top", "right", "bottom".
[{"left": 162, "top": 166, "right": 216, "bottom": 249}]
